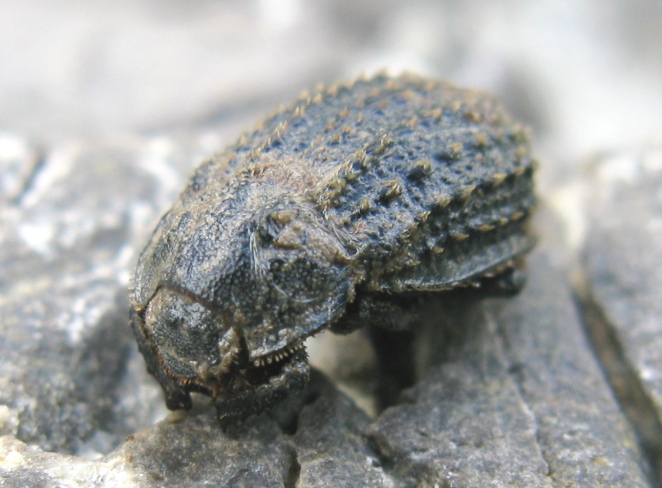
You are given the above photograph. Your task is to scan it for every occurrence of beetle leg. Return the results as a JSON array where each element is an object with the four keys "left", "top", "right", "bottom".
[
  {"left": 334, "top": 293, "right": 422, "bottom": 408},
  {"left": 369, "top": 325, "right": 416, "bottom": 409},
  {"left": 468, "top": 258, "right": 528, "bottom": 298}
]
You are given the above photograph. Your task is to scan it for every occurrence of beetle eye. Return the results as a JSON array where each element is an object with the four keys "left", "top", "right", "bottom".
[{"left": 258, "top": 218, "right": 279, "bottom": 243}]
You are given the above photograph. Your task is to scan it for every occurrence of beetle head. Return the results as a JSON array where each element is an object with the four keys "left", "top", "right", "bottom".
[{"left": 131, "top": 191, "right": 358, "bottom": 420}]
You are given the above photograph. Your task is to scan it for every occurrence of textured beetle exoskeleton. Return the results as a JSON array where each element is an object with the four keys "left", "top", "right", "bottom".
[{"left": 130, "top": 73, "right": 537, "bottom": 421}]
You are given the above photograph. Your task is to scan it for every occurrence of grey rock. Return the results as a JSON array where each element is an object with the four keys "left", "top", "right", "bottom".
[
  {"left": 0, "top": 134, "right": 395, "bottom": 486},
  {"left": 109, "top": 405, "right": 297, "bottom": 488},
  {"left": 367, "top": 318, "right": 551, "bottom": 487},
  {"left": 366, "top": 249, "right": 651, "bottom": 487},
  {"left": 581, "top": 148, "right": 662, "bottom": 479},
  {"left": 0, "top": 134, "right": 657, "bottom": 486},
  {"left": 0, "top": 135, "right": 209, "bottom": 454},
  {"left": 292, "top": 371, "right": 392, "bottom": 487},
  {"left": 0, "top": 436, "right": 114, "bottom": 488},
  {"left": 492, "top": 250, "right": 650, "bottom": 486},
  {"left": 0, "top": 372, "right": 393, "bottom": 487},
  {"left": 113, "top": 371, "right": 391, "bottom": 487}
]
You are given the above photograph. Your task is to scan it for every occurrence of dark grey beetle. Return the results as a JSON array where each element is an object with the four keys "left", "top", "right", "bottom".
[{"left": 130, "top": 73, "right": 536, "bottom": 422}]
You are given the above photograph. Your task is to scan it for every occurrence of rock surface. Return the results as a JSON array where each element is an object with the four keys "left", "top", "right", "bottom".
[
  {"left": 581, "top": 148, "right": 662, "bottom": 480},
  {"left": 0, "top": 136, "right": 207, "bottom": 454},
  {"left": 366, "top": 250, "right": 650, "bottom": 487},
  {"left": 0, "top": 135, "right": 658, "bottom": 486},
  {"left": 0, "top": 372, "right": 392, "bottom": 487}
]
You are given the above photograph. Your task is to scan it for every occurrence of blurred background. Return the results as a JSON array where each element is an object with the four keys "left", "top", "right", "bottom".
[{"left": 1, "top": 0, "right": 661, "bottom": 181}]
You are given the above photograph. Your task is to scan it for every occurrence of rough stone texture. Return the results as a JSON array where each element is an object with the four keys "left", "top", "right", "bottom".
[
  {"left": 581, "top": 148, "right": 662, "bottom": 479},
  {"left": 492, "top": 250, "right": 650, "bottom": 486},
  {"left": 0, "top": 135, "right": 214, "bottom": 454},
  {"left": 110, "top": 371, "right": 392, "bottom": 487},
  {"left": 366, "top": 250, "right": 650, "bottom": 487},
  {"left": 1, "top": 133, "right": 658, "bottom": 486},
  {"left": 292, "top": 371, "right": 391, "bottom": 487},
  {"left": 0, "top": 372, "right": 391, "bottom": 487}
]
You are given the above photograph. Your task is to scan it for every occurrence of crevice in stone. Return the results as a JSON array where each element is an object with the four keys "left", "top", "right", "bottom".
[
  {"left": 284, "top": 449, "right": 301, "bottom": 488},
  {"left": 365, "top": 436, "right": 403, "bottom": 488},
  {"left": 577, "top": 292, "right": 662, "bottom": 488},
  {"left": 490, "top": 310, "right": 553, "bottom": 478}
]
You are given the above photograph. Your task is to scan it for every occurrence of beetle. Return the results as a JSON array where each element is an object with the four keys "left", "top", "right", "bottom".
[{"left": 130, "top": 73, "right": 536, "bottom": 422}]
